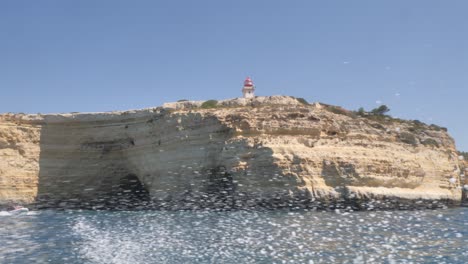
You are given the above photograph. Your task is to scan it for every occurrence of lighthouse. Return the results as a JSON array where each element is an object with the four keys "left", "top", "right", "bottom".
[{"left": 242, "top": 77, "right": 255, "bottom": 99}]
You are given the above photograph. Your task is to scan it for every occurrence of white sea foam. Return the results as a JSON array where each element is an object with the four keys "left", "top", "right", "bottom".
[{"left": 0, "top": 211, "right": 11, "bottom": 216}]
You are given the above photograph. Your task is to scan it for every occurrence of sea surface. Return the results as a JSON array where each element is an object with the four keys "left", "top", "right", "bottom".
[{"left": 0, "top": 207, "right": 467, "bottom": 264}]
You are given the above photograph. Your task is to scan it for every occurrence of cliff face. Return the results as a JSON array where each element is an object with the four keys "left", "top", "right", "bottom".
[
  {"left": 461, "top": 158, "right": 468, "bottom": 204},
  {"left": 0, "top": 96, "right": 463, "bottom": 209}
]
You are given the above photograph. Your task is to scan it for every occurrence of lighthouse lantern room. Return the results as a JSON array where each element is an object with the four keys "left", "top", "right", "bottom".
[{"left": 242, "top": 77, "right": 255, "bottom": 99}]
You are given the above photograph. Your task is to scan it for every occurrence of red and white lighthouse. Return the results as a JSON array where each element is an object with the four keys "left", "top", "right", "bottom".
[{"left": 242, "top": 77, "right": 255, "bottom": 99}]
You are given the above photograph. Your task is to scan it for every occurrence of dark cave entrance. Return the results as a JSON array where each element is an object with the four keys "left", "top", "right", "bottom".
[
  {"left": 204, "top": 166, "right": 236, "bottom": 208},
  {"left": 106, "top": 174, "right": 151, "bottom": 209},
  {"left": 207, "top": 166, "right": 235, "bottom": 195}
]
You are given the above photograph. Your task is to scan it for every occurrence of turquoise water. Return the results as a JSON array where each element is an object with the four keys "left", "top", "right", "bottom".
[{"left": 1, "top": 208, "right": 467, "bottom": 264}]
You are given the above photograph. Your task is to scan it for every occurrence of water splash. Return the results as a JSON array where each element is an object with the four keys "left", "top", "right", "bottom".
[{"left": 1, "top": 209, "right": 467, "bottom": 263}]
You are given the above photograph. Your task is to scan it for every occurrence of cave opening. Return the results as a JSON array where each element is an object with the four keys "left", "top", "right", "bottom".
[
  {"left": 204, "top": 166, "right": 236, "bottom": 208},
  {"left": 106, "top": 174, "right": 151, "bottom": 209}
]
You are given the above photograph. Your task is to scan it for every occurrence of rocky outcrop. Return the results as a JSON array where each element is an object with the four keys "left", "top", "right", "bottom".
[
  {"left": 0, "top": 96, "right": 463, "bottom": 210},
  {"left": 460, "top": 157, "right": 468, "bottom": 204}
]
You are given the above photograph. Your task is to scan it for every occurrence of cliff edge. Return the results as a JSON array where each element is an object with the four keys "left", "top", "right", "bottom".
[{"left": 0, "top": 96, "right": 463, "bottom": 210}]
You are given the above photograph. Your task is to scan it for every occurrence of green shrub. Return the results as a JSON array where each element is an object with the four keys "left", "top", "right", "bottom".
[
  {"left": 201, "top": 100, "right": 218, "bottom": 109},
  {"left": 296, "top": 97, "right": 309, "bottom": 105},
  {"left": 356, "top": 106, "right": 393, "bottom": 123},
  {"left": 325, "top": 106, "right": 356, "bottom": 118},
  {"left": 422, "top": 138, "right": 439, "bottom": 148},
  {"left": 357, "top": 107, "right": 366, "bottom": 116},
  {"left": 408, "top": 120, "right": 427, "bottom": 133},
  {"left": 399, "top": 132, "right": 418, "bottom": 145},
  {"left": 177, "top": 99, "right": 189, "bottom": 102},
  {"left": 413, "top": 120, "right": 424, "bottom": 126},
  {"left": 429, "top": 124, "right": 448, "bottom": 132},
  {"left": 370, "top": 105, "right": 390, "bottom": 116},
  {"left": 364, "top": 114, "right": 391, "bottom": 123}
]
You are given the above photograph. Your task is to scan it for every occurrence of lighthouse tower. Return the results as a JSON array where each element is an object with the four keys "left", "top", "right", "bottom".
[{"left": 242, "top": 77, "right": 255, "bottom": 99}]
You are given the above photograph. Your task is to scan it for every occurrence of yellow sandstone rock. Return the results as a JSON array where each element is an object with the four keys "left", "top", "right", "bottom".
[{"left": 0, "top": 96, "right": 463, "bottom": 209}]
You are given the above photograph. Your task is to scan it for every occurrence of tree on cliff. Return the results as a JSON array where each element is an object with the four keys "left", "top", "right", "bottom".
[
  {"left": 356, "top": 105, "right": 390, "bottom": 116},
  {"left": 371, "top": 105, "right": 390, "bottom": 116}
]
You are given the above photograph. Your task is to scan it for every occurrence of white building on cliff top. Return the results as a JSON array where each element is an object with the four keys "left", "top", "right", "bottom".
[{"left": 242, "top": 77, "right": 255, "bottom": 99}]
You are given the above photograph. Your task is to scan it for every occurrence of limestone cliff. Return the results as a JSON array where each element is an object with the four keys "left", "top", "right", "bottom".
[
  {"left": 460, "top": 156, "right": 468, "bottom": 204},
  {"left": 0, "top": 96, "right": 463, "bottom": 210}
]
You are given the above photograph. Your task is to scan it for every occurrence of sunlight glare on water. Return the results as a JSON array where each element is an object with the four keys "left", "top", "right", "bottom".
[{"left": 0, "top": 208, "right": 467, "bottom": 263}]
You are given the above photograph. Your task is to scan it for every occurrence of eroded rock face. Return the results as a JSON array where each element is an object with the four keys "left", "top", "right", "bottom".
[
  {"left": 0, "top": 96, "right": 463, "bottom": 209},
  {"left": 461, "top": 159, "right": 468, "bottom": 204}
]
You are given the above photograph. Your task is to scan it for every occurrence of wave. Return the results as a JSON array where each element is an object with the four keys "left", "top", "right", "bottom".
[{"left": 0, "top": 211, "right": 11, "bottom": 216}]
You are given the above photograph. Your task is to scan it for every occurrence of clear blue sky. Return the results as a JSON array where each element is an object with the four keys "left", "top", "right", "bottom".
[{"left": 1, "top": 1, "right": 467, "bottom": 150}]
